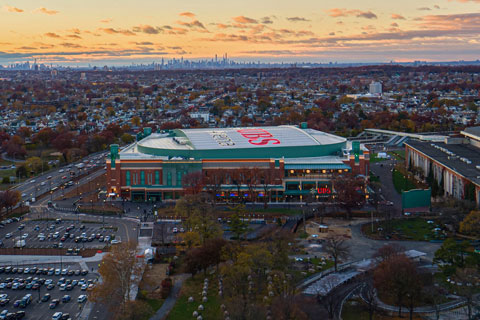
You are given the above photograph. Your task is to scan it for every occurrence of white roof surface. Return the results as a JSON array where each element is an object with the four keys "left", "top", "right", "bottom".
[{"left": 137, "top": 126, "right": 346, "bottom": 152}]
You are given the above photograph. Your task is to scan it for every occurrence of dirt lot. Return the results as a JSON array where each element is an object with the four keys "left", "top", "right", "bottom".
[{"left": 304, "top": 217, "right": 353, "bottom": 240}]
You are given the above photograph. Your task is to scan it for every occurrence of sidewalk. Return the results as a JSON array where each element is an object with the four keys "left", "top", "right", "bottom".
[
  {"left": 0, "top": 252, "right": 106, "bottom": 265},
  {"left": 150, "top": 274, "right": 189, "bottom": 320}
]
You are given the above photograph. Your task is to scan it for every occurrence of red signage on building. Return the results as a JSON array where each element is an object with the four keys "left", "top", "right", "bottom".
[
  {"left": 317, "top": 187, "right": 332, "bottom": 194},
  {"left": 237, "top": 128, "right": 281, "bottom": 146}
]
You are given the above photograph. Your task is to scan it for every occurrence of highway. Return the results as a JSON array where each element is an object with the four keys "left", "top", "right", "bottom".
[{"left": 13, "top": 151, "right": 109, "bottom": 205}]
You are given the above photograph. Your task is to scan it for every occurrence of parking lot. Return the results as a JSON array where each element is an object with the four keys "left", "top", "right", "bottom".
[
  {"left": 0, "top": 218, "right": 120, "bottom": 250},
  {"left": 0, "top": 262, "right": 97, "bottom": 320}
]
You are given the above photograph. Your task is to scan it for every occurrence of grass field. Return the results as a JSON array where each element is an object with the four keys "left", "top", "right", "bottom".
[
  {"left": 363, "top": 218, "right": 445, "bottom": 241},
  {"left": 167, "top": 275, "right": 222, "bottom": 320},
  {"left": 392, "top": 169, "right": 417, "bottom": 194},
  {"left": 389, "top": 150, "right": 406, "bottom": 161}
]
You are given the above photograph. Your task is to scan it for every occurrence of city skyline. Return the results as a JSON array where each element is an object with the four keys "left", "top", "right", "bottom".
[{"left": 1, "top": 0, "right": 480, "bottom": 65}]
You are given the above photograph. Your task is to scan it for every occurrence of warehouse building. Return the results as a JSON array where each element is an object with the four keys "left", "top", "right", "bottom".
[
  {"left": 405, "top": 126, "right": 480, "bottom": 206},
  {"left": 106, "top": 124, "right": 370, "bottom": 202}
]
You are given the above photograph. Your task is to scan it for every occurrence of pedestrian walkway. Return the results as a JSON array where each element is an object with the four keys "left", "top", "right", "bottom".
[{"left": 150, "top": 274, "right": 189, "bottom": 320}]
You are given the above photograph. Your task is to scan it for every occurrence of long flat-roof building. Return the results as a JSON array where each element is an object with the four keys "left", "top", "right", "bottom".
[
  {"left": 106, "top": 124, "right": 369, "bottom": 202},
  {"left": 405, "top": 126, "right": 480, "bottom": 205}
]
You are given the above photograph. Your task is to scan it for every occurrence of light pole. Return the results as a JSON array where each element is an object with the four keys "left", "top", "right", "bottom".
[{"left": 102, "top": 200, "right": 106, "bottom": 229}]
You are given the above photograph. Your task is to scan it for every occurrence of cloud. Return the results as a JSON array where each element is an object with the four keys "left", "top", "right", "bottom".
[
  {"left": 179, "top": 12, "right": 195, "bottom": 18},
  {"left": 327, "top": 8, "right": 377, "bottom": 19},
  {"left": 233, "top": 16, "right": 258, "bottom": 24},
  {"left": 133, "top": 41, "right": 154, "bottom": 45},
  {"left": 66, "top": 34, "right": 82, "bottom": 39},
  {"left": 391, "top": 22, "right": 399, "bottom": 27},
  {"left": 132, "top": 25, "right": 163, "bottom": 34},
  {"left": 417, "top": 7, "right": 431, "bottom": 11},
  {"left": 391, "top": 14, "right": 406, "bottom": 20},
  {"left": 34, "top": 7, "right": 59, "bottom": 15},
  {"left": 44, "top": 32, "right": 61, "bottom": 38},
  {"left": 3, "top": 5, "right": 23, "bottom": 13},
  {"left": 449, "top": 0, "right": 480, "bottom": 2},
  {"left": 177, "top": 20, "right": 207, "bottom": 30},
  {"left": 100, "top": 18, "right": 112, "bottom": 23},
  {"left": 100, "top": 28, "right": 135, "bottom": 36},
  {"left": 261, "top": 16, "right": 274, "bottom": 24},
  {"left": 286, "top": 16, "right": 310, "bottom": 22},
  {"left": 60, "top": 43, "right": 84, "bottom": 49}
]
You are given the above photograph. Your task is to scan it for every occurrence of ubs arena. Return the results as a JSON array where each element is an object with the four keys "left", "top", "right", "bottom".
[{"left": 106, "top": 125, "right": 370, "bottom": 202}]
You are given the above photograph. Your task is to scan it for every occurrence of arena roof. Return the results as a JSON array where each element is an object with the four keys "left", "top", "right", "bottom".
[{"left": 131, "top": 125, "right": 348, "bottom": 160}]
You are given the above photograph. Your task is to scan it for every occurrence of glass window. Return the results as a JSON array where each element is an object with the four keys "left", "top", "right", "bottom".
[
  {"left": 141, "top": 171, "right": 145, "bottom": 185},
  {"left": 167, "top": 172, "right": 172, "bottom": 186},
  {"left": 176, "top": 171, "right": 182, "bottom": 186},
  {"left": 126, "top": 171, "right": 130, "bottom": 186},
  {"left": 155, "top": 171, "right": 160, "bottom": 185}
]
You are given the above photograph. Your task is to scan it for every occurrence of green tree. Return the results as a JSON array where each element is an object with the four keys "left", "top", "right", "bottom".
[
  {"left": 25, "top": 156, "right": 43, "bottom": 175},
  {"left": 15, "top": 165, "right": 28, "bottom": 178},
  {"left": 120, "top": 133, "right": 134, "bottom": 144},
  {"left": 434, "top": 238, "right": 469, "bottom": 275}
]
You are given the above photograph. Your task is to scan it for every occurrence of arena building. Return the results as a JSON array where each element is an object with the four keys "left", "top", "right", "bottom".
[{"left": 106, "top": 124, "right": 370, "bottom": 202}]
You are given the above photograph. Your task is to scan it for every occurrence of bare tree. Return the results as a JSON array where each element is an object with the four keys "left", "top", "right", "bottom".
[
  {"left": 373, "top": 243, "right": 405, "bottom": 262},
  {"left": 332, "top": 173, "right": 366, "bottom": 219},
  {"left": 361, "top": 280, "right": 377, "bottom": 320},
  {"left": 315, "top": 276, "right": 340, "bottom": 319},
  {"left": 453, "top": 268, "right": 479, "bottom": 320},
  {"left": 324, "top": 235, "right": 350, "bottom": 272}
]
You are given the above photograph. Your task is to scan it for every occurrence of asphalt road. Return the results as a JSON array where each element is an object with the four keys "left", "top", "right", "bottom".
[{"left": 13, "top": 151, "right": 108, "bottom": 205}]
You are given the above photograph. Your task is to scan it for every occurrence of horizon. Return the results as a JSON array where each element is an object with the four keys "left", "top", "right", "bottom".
[{"left": 2, "top": 0, "right": 480, "bottom": 66}]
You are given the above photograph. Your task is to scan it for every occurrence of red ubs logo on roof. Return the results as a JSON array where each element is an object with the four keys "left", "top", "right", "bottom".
[{"left": 237, "top": 128, "right": 281, "bottom": 146}]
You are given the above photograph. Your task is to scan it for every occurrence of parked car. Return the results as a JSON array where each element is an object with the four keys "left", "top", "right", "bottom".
[
  {"left": 77, "top": 295, "right": 87, "bottom": 303},
  {"left": 41, "top": 294, "right": 51, "bottom": 302},
  {"left": 49, "top": 299, "right": 59, "bottom": 309},
  {"left": 52, "top": 311, "right": 63, "bottom": 320}
]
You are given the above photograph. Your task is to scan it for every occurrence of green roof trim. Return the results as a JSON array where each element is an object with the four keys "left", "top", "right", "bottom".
[{"left": 284, "top": 163, "right": 351, "bottom": 170}]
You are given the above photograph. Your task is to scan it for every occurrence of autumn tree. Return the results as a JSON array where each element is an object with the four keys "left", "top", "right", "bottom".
[
  {"left": 460, "top": 211, "right": 480, "bottom": 236},
  {"left": 324, "top": 235, "right": 350, "bottom": 272},
  {"left": 374, "top": 254, "right": 421, "bottom": 318},
  {"left": 176, "top": 194, "right": 222, "bottom": 247},
  {"left": 0, "top": 190, "right": 21, "bottom": 215},
  {"left": 90, "top": 241, "right": 141, "bottom": 316},
  {"left": 332, "top": 173, "right": 366, "bottom": 219}
]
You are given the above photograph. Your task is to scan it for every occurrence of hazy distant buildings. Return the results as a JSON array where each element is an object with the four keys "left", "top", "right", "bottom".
[{"left": 369, "top": 81, "right": 382, "bottom": 95}]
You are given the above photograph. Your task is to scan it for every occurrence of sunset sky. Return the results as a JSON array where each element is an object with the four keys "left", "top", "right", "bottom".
[{"left": 1, "top": 0, "right": 480, "bottom": 65}]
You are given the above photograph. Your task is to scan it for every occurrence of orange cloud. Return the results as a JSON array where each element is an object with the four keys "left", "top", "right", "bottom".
[
  {"left": 34, "top": 7, "right": 59, "bottom": 15},
  {"left": 327, "top": 8, "right": 377, "bottom": 19},
  {"left": 132, "top": 25, "right": 163, "bottom": 34},
  {"left": 3, "top": 5, "right": 23, "bottom": 13},
  {"left": 176, "top": 20, "right": 207, "bottom": 31},
  {"left": 391, "top": 14, "right": 406, "bottom": 20},
  {"left": 44, "top": 32, "right": 61, "bottom": 38},
  {"left": 233, "top": 16, "right": 258, "bottom": 24},
  {"left": 100, "top": 28, "right": 135, "bottom": 36},
  {"left": 100, "top": 18, "right": 112, "bottom": 23},
  {"left": 179, "top": 12, "right": 195, "bottom": 18}
]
